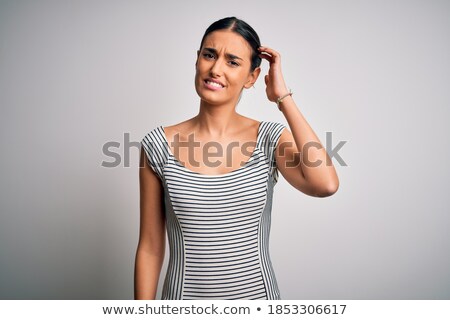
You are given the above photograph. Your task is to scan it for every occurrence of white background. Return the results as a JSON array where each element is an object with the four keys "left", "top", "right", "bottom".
[{"left": 0, "top": 0, "right": 449, "bottom": 299}]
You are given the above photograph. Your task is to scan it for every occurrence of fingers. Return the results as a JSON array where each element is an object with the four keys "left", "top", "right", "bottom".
[
  {"left": 258, "top": 46, "right": 280, "bottom": 64},
  {"left": 259, "top": 53, "right": 272, "bottom": 63},
  {"left": 258, "top": 46, "right": 280, "bottom": 57}
]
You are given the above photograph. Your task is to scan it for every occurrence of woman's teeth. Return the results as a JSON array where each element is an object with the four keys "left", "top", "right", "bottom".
[{"left": 206, "top": 81, "right": 223, "bottom": 88}]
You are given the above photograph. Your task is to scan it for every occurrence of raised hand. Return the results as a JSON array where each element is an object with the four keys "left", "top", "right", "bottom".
[{"left": 258, "top": 46, "right": 290, "bottom": 103}]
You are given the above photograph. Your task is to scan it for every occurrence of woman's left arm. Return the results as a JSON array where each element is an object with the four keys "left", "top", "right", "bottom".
[{"left": 258, "top": 46, "right": 339, "bottom": 197}]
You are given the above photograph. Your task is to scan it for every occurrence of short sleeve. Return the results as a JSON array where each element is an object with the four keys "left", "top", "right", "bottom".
[
  {"left": 140, "top": 127, "right": 167, "bottom": 181},
  {"left": 267, "top": 122, "right": 287, "bottom": 184}
]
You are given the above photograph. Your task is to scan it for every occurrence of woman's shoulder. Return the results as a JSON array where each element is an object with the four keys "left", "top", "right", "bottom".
[
  {"left": 142, "top": 124, "right": 163, "bottom": 140},
  {"left": 257, "top": 117, "right": 285, "bottom": 126},
  {"left": 162, "top": 118, "right": 195, "bottom": 142},
  {"left": 142, "top": 118, "right": 191, "bottom": 142},
  {"left": 258, "top": 119, "right": 287, "bottom": 135}
]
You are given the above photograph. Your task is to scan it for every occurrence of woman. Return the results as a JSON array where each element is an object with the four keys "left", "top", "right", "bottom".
[{"left": 135, "top": 16, "right": 339, "bottom": 300}]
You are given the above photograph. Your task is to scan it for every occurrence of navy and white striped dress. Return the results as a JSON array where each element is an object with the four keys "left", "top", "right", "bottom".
[{"left": 141, "top": 120, "right": 286, "bottom": 300}]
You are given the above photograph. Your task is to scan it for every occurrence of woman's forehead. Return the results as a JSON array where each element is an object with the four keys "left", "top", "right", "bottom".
[{"left": 202, "top": 30, "right": 252, "bottom": 56}]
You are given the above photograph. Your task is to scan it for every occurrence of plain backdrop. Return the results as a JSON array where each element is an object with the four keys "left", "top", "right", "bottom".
[{"left": 0, "top": 0, "right": 449, "bottom": 299}]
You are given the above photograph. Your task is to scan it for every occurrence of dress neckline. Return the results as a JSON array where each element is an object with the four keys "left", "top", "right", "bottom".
[{"left": 160, "top": 121, "right": 263, "bottom": 177}]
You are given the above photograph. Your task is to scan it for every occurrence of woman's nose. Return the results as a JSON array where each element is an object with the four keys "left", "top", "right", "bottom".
[{"left": 210, "top": 58, "right": 225, "bottom": 76}]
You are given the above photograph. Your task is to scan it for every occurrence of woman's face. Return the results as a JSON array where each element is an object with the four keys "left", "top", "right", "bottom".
[{"left": 195, "top": 30, "right": 260, "bottom": 106}]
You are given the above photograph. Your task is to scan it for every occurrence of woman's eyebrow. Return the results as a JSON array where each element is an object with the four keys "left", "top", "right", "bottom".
[{"left": 203, "top": 47, "right": 243, "bottom": 61}]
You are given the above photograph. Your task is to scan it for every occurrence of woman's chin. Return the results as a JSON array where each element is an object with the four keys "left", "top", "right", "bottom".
[{"left": 195, "top": 87, "right": 221, "bottom": 101}]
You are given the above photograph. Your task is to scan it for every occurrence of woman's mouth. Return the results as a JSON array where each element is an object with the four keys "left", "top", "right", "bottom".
[{"left": 204, "top": 79, "right": 225, "bottom": 91}]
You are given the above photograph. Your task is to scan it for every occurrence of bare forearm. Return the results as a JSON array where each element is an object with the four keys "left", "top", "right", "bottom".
[
  {"left": 279, "top": 95, "right": 339, "bottom": 191},
  {"left": 134, "top": 249, "right": 165, "bottom": 300}
]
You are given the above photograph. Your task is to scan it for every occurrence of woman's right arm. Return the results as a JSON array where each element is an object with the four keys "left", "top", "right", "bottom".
[{"left": 134, "top": 145, "right": 166, "bottom": 300}]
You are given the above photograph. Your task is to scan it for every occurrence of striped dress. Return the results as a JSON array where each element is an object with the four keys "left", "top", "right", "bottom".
[{"left": 141, "top": 120, "right": 286, "bottom": 300}]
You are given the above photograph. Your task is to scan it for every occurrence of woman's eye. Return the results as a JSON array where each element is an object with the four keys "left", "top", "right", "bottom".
[{"left": 202, "top": 53, "right": 239, "bottom": 66}]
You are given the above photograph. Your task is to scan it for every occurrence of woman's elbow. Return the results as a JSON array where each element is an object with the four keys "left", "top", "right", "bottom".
[{"left": 319, "top": 181, "right": 339, "bottom": 197}]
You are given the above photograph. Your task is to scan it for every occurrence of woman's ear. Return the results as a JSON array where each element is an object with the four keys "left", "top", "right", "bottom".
[{"left": 245, "top": 66, "right": 261, "bottom": 89}]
